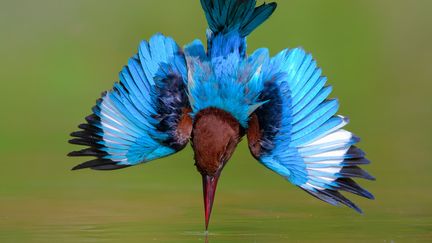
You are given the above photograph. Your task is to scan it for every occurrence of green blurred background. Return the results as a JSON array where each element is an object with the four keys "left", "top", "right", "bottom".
[{"left": 1, "top": 0, "right": 431, "bottom": 242}]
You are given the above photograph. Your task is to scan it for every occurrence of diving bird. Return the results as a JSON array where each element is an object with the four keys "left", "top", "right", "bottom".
[{"left": 69, "top": 0, "right": 375, "bottom": 230}]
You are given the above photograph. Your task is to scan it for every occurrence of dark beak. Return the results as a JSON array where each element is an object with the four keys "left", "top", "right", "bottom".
[{"left": 202, "top": 173, "right": 220, "bottom": 231}]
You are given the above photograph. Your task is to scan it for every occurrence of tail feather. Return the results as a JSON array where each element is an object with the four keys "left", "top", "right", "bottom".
[
  {"left": 200, "top": 0, "right": 277, "bottom": 37},
  {"left": 242, "top": 2, "right": 278, "bottom": 36}
]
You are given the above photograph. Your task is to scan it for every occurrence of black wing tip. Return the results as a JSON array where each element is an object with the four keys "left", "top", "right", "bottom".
[
  {"left": 85, "top": 114, "right": 100, "bottom": 123},
  {"left": 71, "top": 163, "right": 90, "bottom": 171},
  {"left": 301, "top": 187, "right": 370, "bottom": 214},
  {"left": 353, "top": 204, "right": 364, "bottom": 214},
  {"left": 68, "top": 137, "right": 103, "bottom": 148},
  {"left": 68, "top": 138, "right": 89, "bottom": 146},
  {"left": 321, "top": 189, "right": 363, "bottom": 213},
  {"left": 68, "top": 147, "right": 108, "bottom": 157},
  {"left": 68, "top": 151, "right": 79, "bottom": 157},
  {"left": 71, "top": 166, "right": 83, "bottom": 171},
  {"left": 71, "top": 159, "right": 131, "bottom": 171},
  {"left": 339, "top": 166, "right": 376, "bottom": 181},
  {"left": 71, "top": 159, "right": 109, "bottom": 170},
  {"left": 342, "top": 157, "right": 371, "bottom": 166},
  {"left": 70, "top": 131, "right": 81, "bottom": 137},
  {"left": 347, "top": 146, "right": 366, "bottom": 158},
  {"left": 71, "top": 159, "right": 113, "bottom": 170},
  {"left": 335, "top": 178, "right": 375, "bottom": 200},
  {"left": 351, "top": 135, "right": 361, "bottom": 143}
]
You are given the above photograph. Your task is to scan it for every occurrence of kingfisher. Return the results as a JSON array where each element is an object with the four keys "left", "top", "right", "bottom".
[{"left": 69, "top": 0, "right": 375, "bottom": 230}]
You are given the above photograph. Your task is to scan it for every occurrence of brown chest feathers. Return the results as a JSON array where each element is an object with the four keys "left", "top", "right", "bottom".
[{"left": 192, "top": 108, "right": 243, "bottom": 176}]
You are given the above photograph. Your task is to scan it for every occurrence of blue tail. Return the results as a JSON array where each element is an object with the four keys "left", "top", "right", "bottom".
[{"left": 200, "top": 0, "right": 277, "bottom": 37}]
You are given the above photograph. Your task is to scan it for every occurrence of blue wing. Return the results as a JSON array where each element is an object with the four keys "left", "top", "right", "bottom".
[
  {"left": 247, "top": 48, "right": 374, "bottom": 212},
  {"left": 69, "top": 34, "right": 191, "bottom": 170}
]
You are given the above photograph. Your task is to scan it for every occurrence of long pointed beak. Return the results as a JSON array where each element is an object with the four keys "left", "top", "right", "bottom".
[{"left": 202, "top": 174, "right": 220, "bottom": 231}]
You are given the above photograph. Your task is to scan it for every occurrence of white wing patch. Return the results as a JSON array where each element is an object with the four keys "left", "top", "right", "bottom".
[{"left": 297, "top": 127, "right": 357, "bottom": 191}]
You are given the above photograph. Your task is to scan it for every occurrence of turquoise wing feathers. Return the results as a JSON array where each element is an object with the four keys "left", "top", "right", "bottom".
[
  {"left": 247, "top": 48, "right": 374, "bottom": 212},
  {"left": 69, "top": 34, "right": 192, "bottom": 170}
]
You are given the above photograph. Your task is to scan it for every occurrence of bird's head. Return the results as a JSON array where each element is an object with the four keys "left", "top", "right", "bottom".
[{"left": 191, "top": 107, "right": 244, "bottom": 230}]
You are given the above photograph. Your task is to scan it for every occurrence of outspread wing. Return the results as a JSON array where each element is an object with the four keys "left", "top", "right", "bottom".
[
  {"left": 247, "top": 48, "right": 374, "bottom": 212},
  {"left": 69, "top": 34, "right": 192, "bottom": 170}
]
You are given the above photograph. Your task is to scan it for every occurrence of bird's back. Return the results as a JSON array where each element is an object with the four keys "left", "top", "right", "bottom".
[{"left": 186, "top": 0, "right": 277, "bottom": 127}]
